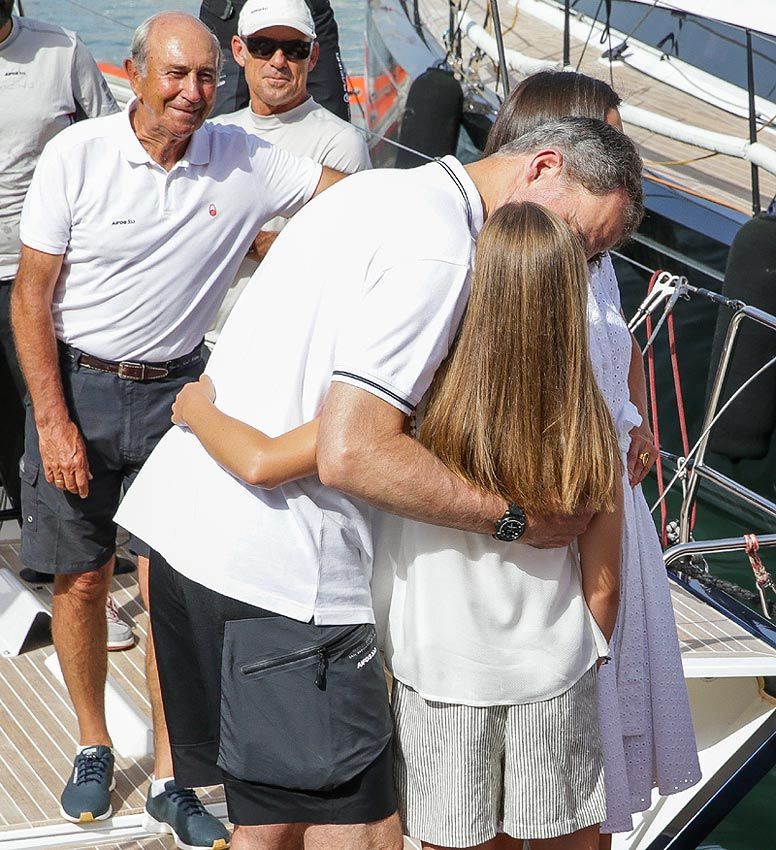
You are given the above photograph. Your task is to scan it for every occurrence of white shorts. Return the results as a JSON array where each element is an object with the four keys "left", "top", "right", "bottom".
[{"left": 392, "top": 666, "right": 606, "bottom": 847}]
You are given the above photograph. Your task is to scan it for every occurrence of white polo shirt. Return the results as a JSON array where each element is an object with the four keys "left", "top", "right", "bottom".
[
  {"left": 116, "top": 157, "right": 483, "bottom": 625},
  {"left": 19, "top": 100, "right": 321, "bottom": 361},
  {"left": 0, "top": 15, "right": 118, "bottom": 279}
]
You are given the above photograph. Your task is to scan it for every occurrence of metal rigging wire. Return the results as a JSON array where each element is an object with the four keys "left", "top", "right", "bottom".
[{"left": 54, "top": 0, "right": 133, "bottom": 30}]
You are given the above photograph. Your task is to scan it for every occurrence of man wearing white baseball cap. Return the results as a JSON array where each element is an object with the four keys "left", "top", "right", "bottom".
[{"left": 206, "top": 0, "right": 370, "bottom": 344}]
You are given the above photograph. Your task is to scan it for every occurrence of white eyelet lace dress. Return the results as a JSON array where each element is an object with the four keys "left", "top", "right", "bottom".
[{"left": 588, "top": 255, "right": 702, "bottom": 833}]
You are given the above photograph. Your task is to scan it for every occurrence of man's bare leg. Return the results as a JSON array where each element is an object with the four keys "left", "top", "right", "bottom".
[
  {"left": 136, "top": 554, "right": 173, "bottom": 779},
  {"left": 230, "top": 814, "right": 403, "bottom": 850},
  {"left": 232, "top": 823, "right": 305, "bottom": 850},
  {"left": 304, "top": 813, "right": 403, "bottom": 850},
  {"left": 52, "top": 557, "right": 114, "bottom": 746}
]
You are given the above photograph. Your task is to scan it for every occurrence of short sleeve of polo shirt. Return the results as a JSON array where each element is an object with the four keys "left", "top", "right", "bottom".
[
  {"left": 71, "top": 35, "right": 119, "bottom": 118},
  {"left": 332, "top": 258, "right": 471, "bottom": 414},
  {"left": 20, "top": 139, "right": 70, "bottom": 256},
  {"left": 244, "top": 132, "right": 322, "bottom": 222}
]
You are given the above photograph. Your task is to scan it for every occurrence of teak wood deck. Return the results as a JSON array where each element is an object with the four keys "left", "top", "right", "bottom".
[{"left": 0, "top": 538, "right": 225, "bottom": 849}]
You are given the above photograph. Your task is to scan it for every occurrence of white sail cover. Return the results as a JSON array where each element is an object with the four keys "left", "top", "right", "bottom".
[{"left": 625, "top": 1, "right": 776, "bottom": 38}]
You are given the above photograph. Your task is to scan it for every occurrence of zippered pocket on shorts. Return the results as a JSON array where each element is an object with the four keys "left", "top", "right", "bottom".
[
  {"left": 240, "top": 623, "right": 371, "bottom": 689},
  {"left": 218, "top": 619, "right": 392, "bottom": 790}
]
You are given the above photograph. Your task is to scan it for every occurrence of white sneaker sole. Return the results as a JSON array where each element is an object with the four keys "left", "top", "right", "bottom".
[
  {"left": 143, "top": 811, "right": 230, "bottom": 850},
  {"left": 59, "top": 777, "right": 116, "bottom": 823},
  {"left": 106, "top": 636, "right": 135, "bottom": 651}
]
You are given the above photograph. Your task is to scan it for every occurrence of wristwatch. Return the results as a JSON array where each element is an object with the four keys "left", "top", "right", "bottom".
[{"left": 493, "top": 502, "right": 527, "bottom": 542}]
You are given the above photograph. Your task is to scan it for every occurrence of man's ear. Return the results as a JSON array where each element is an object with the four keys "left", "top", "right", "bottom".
[
  {"left": 524, "top": 148, "right": 564, "bottom": 185},
  {"left": 307, "top": 41, "right": 320, "bottom": 73},
  {"left": 124, "top": 58, "right": 143, "bottom": 98},
  {"left": 232, "top": 34, "right": 247, "bottom": 68}
]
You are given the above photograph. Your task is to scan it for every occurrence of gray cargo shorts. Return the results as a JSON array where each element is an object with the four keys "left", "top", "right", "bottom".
[{"left": 20, "top": 342, "right": 205, "bottom": 573}]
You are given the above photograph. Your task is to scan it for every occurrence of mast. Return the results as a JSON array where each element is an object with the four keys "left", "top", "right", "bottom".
[
  {"left": 489, "top": 0, "right": 510, "bottom": 97},
  {"left": 746, "top": 29, "right": 761, "bottom": 215}
]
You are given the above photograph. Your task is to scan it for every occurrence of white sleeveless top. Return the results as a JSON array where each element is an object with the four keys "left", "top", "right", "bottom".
[{"left": 373, "top": 259, "right": 621, "bottom": 706}]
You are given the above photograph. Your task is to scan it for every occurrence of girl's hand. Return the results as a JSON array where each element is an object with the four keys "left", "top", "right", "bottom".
[
  {"left": 171, "top": 374, "right": 216, "bottom": 426},
  {"left": 627, "top": 425, "right": 658, "bottom": 486}
]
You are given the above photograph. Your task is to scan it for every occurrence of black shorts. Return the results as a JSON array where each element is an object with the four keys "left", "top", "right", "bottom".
[
  {"left": 149, "top": 550, "right": 397, "bottom": 826},
  {"left": 20, "top": 344, "right": 204, "bottom": 574}
]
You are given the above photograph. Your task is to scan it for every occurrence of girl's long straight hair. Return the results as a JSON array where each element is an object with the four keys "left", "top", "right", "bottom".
[{"left": 420, "top": 202, "right": 620, "bottom": 515}]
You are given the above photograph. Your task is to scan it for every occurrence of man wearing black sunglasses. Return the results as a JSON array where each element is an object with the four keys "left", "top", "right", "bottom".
[
  {"left": 200, "top": 0, "right": 350, "bottom": 121},
  {"left": 205, "top": 0, "right": 370, "bottom": 344}
]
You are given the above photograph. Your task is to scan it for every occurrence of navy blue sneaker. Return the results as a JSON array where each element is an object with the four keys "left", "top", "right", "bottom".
[
  {"left": 143, "top": 781, "right": 230, "bottom": 850},
  {"left": 59, "top": 745, "right": 115, "bottom": 823}
]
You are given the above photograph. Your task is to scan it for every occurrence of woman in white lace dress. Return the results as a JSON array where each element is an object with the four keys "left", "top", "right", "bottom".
[{"left": 484, "top": 72, "right": 701, "bottom": 837}]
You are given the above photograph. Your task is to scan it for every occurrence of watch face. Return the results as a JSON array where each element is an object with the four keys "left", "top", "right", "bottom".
[{"left": 496, "top": 516, "right": 525, "bottom": 541}]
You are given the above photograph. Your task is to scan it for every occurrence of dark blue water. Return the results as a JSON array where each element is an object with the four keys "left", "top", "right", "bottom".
[{"left": 16, "top": 2, "right": 776, "bottom": 847}]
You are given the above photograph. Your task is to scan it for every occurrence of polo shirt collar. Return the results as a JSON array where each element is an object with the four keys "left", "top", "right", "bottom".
[
  {"left": 118, "top": 98, "right": 211, "bottom": 167},
  {"left": 437, "top": 155, "right": 484, "bottom": 238}
]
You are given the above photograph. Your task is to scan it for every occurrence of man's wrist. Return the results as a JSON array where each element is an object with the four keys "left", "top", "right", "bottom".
[{"left": 33, "top": 400, "right": 70, "bottom": 430}]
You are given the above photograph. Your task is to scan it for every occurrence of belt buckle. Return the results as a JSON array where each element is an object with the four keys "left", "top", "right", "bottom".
[{"left": 118, "top": 361, "right": 145, "bottom": 381}]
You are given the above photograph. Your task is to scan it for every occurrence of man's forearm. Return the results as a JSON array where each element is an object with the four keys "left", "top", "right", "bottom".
[
  {"left": 11, "top": 261, "right": 68, "bottom": 427},
  {"left": 318, "top": 383, "right": 592, "bottom": 548},
  {"left": 320, "top": 426, "right": 506, "bottom": 534}
]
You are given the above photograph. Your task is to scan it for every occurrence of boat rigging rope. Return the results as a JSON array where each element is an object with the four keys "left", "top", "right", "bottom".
[
  {"left": 55, "top": 0, "right": 133, "bottom": 30},
  {"left": 444, "top": 0, "right": 476, "bottom": 65},
  {"left": 642, "top": 270, "right": 696, "bottom": 544},
  {"left": 675, "top": 555, "right": 776, "bottom": 619},
  {"left": 651, "top": 352, "right": 776, "bottom": 515},
  {"left": 744, "top": 534, "right": 776, "bottom": 619},
  {"left": 644, "top": 276, "right": 669, "bottom": 544},
  {"left": 574, "top": 0, "right": 604, "bottom": 72}
]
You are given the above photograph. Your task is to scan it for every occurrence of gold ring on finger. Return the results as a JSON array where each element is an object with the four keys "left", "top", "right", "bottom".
[{"left": 639, "top": 451, "right": 650, "bottom": 466}]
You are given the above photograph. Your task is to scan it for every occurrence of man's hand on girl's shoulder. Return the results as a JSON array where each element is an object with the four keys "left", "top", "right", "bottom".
[{"left": 522, "top": 507, "right": 595, "bottom": 549}]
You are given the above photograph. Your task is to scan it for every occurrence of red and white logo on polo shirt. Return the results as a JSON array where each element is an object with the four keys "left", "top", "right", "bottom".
[{"left": 208, "top": 204, "right": 218, "bottom": 217}]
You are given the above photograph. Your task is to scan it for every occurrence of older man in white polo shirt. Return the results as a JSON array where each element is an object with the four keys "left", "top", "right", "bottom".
[{"left": 11, "top": 10, "right": 340, "bottom": 846}]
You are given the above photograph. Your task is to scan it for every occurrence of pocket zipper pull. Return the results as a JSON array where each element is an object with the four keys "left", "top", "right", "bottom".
[{"left": 315, "top": 649, "right": 328, "bottom": 690}]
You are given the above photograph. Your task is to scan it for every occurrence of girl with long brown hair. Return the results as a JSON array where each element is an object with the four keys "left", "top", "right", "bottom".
[
  {"left": 481, "top": 70, "right": 701, "bottom": 845},
  {"left": 169, "top": 200, "right": 623, "bottom": 849}
]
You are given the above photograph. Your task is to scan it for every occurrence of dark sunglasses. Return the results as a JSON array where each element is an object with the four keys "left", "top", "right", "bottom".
[{"left": 243, "top": 36, "right": 313, "bottom": 61}]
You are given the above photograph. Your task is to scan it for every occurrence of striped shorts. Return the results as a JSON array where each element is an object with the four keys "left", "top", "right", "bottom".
[{"left": 392, "top": 666, "right": 606, "bottom": 846}]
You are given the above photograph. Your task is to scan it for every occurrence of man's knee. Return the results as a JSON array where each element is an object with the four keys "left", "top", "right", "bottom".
[{"left": 53, "top": 558, "right": 114, "bottom": 604}]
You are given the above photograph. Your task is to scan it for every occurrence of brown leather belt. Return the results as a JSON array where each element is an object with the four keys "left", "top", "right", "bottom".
[{"left": 73, "top": 345, "right": 203, "bottom": 382}]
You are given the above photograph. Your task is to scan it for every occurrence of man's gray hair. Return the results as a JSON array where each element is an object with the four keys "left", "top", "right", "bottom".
[
  {"left": 131, "top": 12, "right": 223, "bottom": 77},
  {"left": 497, "top": 116, "right": 644, "bottom": 238}
]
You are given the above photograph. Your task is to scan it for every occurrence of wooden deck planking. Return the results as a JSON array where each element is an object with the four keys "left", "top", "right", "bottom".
[
  {"left": 418, "top": 0, "right": 776, "bottom": 212},
  {"left": 0, "top": 539, "right": 225, "bottom": 837},
  {"left": 671, "top": 582, "right": 776, "bottom": 659}
]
